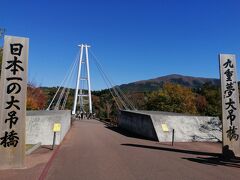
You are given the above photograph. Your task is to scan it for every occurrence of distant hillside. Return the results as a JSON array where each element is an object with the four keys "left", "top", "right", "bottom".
[{"left": 119, "top": 74, "right": 220, "bottom": 93}]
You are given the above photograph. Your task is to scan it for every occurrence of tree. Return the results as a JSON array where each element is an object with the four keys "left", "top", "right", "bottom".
[
  {"left": 128, "top": 92, "right": 147, "bottom": 110},
  {"left": 198, "top": 83, "right": 222, "bottom": 118},
  {"left": 195, "top": 94, "right": 207, "bottom": 114},
  {"left": 146, "top": 83, "right": 198, "bottom": 114},
  {"left": 27, "top": 83, "right": 47, "bottom": 110}
]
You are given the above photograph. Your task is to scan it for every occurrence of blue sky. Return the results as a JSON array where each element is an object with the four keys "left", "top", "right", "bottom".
[{"left": 1, "top": 0, "right": 240, "bottom": 90}]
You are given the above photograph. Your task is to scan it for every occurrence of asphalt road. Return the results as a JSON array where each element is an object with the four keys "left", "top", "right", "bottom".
[{"left": 44, "top": 119, "right": 240, "bottom": 180}]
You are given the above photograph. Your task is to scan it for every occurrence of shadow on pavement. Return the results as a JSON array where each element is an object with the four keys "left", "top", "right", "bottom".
[
  {"left": 182, "top": 156, "right": 240, "bottom": 168},
  {"left": 105, "top": 126, "right": 155, "bottom": 141},
  {"left": 121, "top": 143, "right": 220, "bottom": 156}
]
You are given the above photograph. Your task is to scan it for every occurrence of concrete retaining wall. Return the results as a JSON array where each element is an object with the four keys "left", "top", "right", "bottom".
[
  {"left": 118, "top": 111, "right": 158, "bottom": 140},
  {"left": 26, "top": 110, "right": 71, "bottom": 145},
  {"left": 119, "top": 110, "right": 222, "bottom": 142}
]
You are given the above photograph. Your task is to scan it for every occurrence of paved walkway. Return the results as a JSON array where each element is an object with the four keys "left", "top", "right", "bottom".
[
  {"left": 0, "top": 145, "right": 53, "bottom": 180},
  {"left": 43, "top": 119, "right": 240, "bottom": 180}
]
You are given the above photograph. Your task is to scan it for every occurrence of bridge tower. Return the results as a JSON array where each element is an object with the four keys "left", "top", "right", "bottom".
[{"left": 72, "top": 44, "right": 92, "bottom": 115}]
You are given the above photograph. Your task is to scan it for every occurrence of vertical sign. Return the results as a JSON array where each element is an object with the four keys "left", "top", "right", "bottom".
[
  {"left": 219, "top": 54, "right": 240, "bottom": 157},
  {"left": 0, "top": 36, "right": 29, "bottom": 169}
]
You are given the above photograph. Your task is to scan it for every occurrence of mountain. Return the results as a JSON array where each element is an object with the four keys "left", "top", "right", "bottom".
[{"left": 119, "top": 74, "right": 220, "bottom": 93}]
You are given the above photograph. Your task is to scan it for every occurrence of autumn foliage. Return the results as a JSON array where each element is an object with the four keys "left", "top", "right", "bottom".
[
  {"left": 146, "top": 83, "right": 198, "bottom": 114},
  {"left": 27, "top": 83, "right": 47, "bottom": 110}
]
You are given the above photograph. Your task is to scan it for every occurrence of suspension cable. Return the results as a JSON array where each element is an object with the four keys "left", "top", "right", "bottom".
[
  {"left": 92, "top": 58, "right": 122, "bottom": 110},
  {"left": 47, "top": 52, "right": 79, "bottom": 110},
  {"left": 89, "top": 49, "right": 136, "bottom": 110},
  {"left": 91, "top": 53, "right": 128, "bottom": 110}
]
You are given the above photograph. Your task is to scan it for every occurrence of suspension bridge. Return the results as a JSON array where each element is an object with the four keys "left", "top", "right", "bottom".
[{"left": 46, "top": 44, "right": 137, "bottom": 119}]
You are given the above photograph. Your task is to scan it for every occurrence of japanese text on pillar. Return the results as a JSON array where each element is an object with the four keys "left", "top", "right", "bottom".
[
  {"left": 0, "top": 43, "right": 24, "bottom": 147},
  {"left": 223, "top": 59, "right": 239, "bottom": 141}
]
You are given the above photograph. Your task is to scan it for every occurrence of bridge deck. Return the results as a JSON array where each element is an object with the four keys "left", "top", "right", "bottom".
[{"left": 44, "top": 119, "right": 239, "bottom": 180}]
